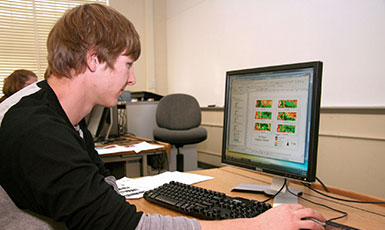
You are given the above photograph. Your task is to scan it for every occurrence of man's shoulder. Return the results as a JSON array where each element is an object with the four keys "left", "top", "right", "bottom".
[
  {"left": 1, "top": 95, "right": 71, "bottom": 145},
  {"left": 0, "top": 82, "right": 42, "bottom": 125},
  {"left": 4, "top": 98, "right": 62, "bottom": 128}
]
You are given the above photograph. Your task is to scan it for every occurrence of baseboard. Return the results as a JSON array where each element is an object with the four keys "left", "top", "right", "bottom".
[{"left": 198, "top": 161, "right": 219, "bottom": 169}]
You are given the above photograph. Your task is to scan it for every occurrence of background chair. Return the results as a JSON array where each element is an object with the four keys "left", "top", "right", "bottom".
[{"left": 153, "top": 93, "right": 207, "bottom": 172}]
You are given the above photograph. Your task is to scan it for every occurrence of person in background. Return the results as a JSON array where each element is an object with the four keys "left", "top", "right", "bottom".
[
  {"left": 0, "top": 69, "right": 38, "bottom": 103},
  {"left": 0, "top": 3, "right": 326, "bottom": 230}
]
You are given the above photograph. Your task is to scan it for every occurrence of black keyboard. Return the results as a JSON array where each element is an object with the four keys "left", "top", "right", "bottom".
[{"left": 143, "top": 181, "right": 272, "bottom": 220}]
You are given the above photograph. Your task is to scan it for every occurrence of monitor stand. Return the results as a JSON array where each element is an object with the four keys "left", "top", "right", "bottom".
[{"left": 232, "top": 176, "right": 302, "bottom": 207}]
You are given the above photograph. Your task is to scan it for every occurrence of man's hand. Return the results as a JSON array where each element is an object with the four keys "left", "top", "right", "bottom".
[{"left": 199, "top": 204, "right": 326, "bottom": 230}]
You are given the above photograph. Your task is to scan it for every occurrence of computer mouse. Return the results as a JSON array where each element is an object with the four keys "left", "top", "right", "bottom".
[{"left": 302, "top": 217, "right": 326, "bottom": 227}]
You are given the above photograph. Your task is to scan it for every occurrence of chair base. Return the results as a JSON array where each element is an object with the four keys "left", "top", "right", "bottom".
[
  {"left": 177, "top": 152, "right": 184, "bottom": 172},
  {"left": 175, "top": 146, "right": 185, "bottom": 172}
]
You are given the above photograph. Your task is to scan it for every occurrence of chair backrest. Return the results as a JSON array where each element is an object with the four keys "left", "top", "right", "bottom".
[
  {"left": 156, "top": 94, "right": 201, "bottom": 130},
  {"left": 0, "top": 186, "right": 66, "bottom": 229}
]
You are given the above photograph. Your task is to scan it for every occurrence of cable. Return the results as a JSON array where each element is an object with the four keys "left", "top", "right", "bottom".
[
  {"left": 158, "top": 151, "right": 168, "bottom": 174},
  {"left": 261, "top": 179, "right": 287, "bottom": 203},
  {"left": 118, "top": 106, "right": 126, "bottom": 134},
  {"left": 220, "top": 168, "right": 385, "bottom": 220},
  {"left": 315, "top": 176, "right": 330, "bottom": 192},
  {"left": 304, "top": 191, "right": 385, "bottom": 219},
  {"left": 286, "top": 183, "right": 348, "bottom": 222},
  {"left": 147, "top": 151, "right": 169, "bottom": 174},
  {"left": 303, "top": 183, "right": 385, "bottom": 204},
  {"left": 220, "top": 168, "right": 287, "bottom": 203}
]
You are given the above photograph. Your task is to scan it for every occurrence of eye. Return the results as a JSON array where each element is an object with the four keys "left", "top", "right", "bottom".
[{"left": 127, "top": 62, "right": 133, "bottom": 69}]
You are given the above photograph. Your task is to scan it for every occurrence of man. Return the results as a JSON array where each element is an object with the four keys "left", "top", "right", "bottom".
[{"left": 0, "top": 3, "right": 325, "bottom": 230}]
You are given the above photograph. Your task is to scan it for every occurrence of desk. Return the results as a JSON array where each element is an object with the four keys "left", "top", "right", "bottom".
[
  {"left": 96, "top": 135, "right": 170, "bottom": 177},
  {"left": 128, "top": 166, "right": 385, "bottom": 229}
]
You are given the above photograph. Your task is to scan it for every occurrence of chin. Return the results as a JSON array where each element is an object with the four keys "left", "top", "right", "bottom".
[
  {"left": 109, "top": 102, "right": 118, "bottom": 108},
  {"left": 103, "top": 99, "right": 118, "bottom": 108},
  {"left": 112, "top": 98, "right": 119, "bottom": 106}
]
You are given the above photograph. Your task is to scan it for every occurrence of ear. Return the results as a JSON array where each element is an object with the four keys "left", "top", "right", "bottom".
[{"left": 86, "top": 49, "right": 99, "bottom": 72}]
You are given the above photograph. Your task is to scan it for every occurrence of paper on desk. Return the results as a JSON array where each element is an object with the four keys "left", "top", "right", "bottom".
[
  {"left": 96, "top": 142, "right": 163, "bottom": 155},
  {"left": 116, "top": 171, "right": 214, "bottom": 199}
]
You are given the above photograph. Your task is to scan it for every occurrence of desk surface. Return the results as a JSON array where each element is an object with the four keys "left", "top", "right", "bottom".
[
  {"left": 97, "top": 135, "right": 171, "bottom": 177},
  {"left": 96, "top": 135, "right": 171, "bottom": 156},
  {"left": 128, "top": 166, "right": 385, "bottom": 229}
]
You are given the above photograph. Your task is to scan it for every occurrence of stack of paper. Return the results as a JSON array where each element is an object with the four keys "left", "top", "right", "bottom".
[
  {"left": 96, "top": 142, "right": 164, "bottom": 155},
  {"left": 116, "top": 171, "right": 214, "bottom": 199}
]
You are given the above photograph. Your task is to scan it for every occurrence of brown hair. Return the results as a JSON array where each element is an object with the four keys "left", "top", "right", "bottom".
[
  {"left": 0, "top": 69, "right": 37, "bottom": 102},
  {"left": 46, "top": 3, "right": 141, "bottom": 78}
]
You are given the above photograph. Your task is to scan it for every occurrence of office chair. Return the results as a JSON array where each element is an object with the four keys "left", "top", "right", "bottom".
[
  {"left": 153, "top": 94, "right": 207, "bottom": 172},
  {"left": 0, "top": 186, "right": 66, "bottom": 229}
]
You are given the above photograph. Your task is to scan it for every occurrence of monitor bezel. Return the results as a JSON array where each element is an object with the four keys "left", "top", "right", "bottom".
[
  {"left": 86, "top": 105, "right": 120, "bottom": 141},
  {"left": 221, "top": 61, "right": 323, "bottom": 183}
]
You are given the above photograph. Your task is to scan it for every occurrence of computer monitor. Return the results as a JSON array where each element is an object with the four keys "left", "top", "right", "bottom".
[
  {"left": 86, "top": 105, "right": 120, "bottom": 142},
  {"left": 221, "top": 61, "right": 323, "bottom": 205}
]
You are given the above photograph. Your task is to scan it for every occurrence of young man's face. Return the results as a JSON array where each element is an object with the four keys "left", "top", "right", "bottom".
[{"left": 93, "top": 54, "right": 136, "bottom": 107}]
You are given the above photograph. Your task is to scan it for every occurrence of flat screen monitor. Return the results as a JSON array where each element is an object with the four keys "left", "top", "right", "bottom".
[
  {"left": 221, "top": 61, "right": 323, "bottom": 205},
  {"left": 86, "top": 105, "right": 119, "bottom": 142}
]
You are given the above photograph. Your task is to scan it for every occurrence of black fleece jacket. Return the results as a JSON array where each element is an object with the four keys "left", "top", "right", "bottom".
[{"left": 0, "top": 81, "right": 142, "bottom": 229}]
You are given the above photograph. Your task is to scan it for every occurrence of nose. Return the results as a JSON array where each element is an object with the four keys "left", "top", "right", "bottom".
[{"left": 127, "top": 69, "right": 136, "bottom": 86}]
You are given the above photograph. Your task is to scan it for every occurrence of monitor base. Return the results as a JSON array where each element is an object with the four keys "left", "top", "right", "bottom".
[{"left": 232, "top": 176, "right": 302, "bottom": 207}]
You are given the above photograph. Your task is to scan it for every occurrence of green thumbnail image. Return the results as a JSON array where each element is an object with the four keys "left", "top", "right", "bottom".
[
  {"left": 255, "top": 122, "right": 271, "bottom": 131},
  {"left": 278, "top": 100, "right": 297, "bottom": 108},
  {"left": 277, "top": 112, "right": 297, "bottom": 121},
  {"left": 256, "top": 111, "right": 272, "bottom": 120},
  {"left": 256, "top": 100, "right": 272, "bottom": 108},
  {"left": 277, "top": 124, "right": 296, "bottom": 134}
]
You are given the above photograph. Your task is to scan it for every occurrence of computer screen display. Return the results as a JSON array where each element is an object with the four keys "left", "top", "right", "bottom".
[{"left": 222, "top": 61, "right": 323, "bottom": 184}]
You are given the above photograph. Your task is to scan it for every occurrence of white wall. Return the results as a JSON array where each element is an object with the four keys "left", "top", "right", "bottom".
[
  {"left": 197, "top": 109, "right": 385, "bottom": 199},
  {"left": 110, "top": 0, "right": 169, "bottom": 96},
  {"left": 167, "top": 0, "right": 385, "bottom": 108},
  {"left": 110, "top": 0, "right": 147, "bottom": 92}
]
